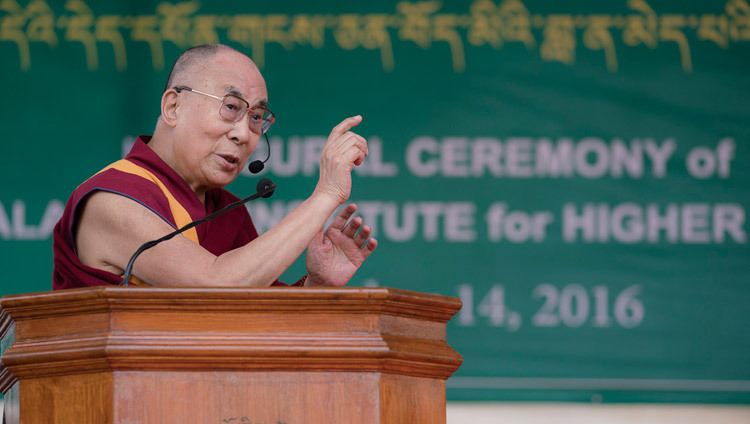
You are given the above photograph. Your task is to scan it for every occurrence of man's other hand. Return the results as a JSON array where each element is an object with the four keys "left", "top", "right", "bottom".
[{"left": 304, "top": 204, "right": 378, "bottom": 287}]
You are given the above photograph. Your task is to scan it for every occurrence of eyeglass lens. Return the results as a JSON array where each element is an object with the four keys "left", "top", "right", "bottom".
[{"left": 219, "top": 96, "right": 273, "bottom": 134}]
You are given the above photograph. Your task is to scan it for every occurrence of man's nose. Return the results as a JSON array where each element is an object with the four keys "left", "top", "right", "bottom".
[{"left": 228, "top": 118, "right": 253, "bottom": 144}]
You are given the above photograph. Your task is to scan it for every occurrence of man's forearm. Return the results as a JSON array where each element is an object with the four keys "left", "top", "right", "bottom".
[{"left": 207, "top": 192, "right": 340, "bottom": 286}]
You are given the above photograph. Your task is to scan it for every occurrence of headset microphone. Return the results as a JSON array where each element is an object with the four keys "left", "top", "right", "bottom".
[{"left": 248, "top": 133, "right": 271, "bottom": 174}]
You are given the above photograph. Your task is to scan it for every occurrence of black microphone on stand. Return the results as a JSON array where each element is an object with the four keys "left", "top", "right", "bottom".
[{"left": 120, "top": 176, "right": 277, "bottom": 285}]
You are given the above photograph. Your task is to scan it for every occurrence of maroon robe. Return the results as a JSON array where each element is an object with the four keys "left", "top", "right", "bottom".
[{"left": 53, "top": 136, "right": 284, "bottom": 289}]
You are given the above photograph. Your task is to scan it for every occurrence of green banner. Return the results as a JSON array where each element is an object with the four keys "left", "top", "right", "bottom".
[{"left": 1, "top": 0, "right": 749, "bottom": 403}]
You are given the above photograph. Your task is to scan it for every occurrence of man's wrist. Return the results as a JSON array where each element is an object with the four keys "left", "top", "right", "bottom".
[{"left": 309, "top": 187, "right": 344, "bottom": 211}]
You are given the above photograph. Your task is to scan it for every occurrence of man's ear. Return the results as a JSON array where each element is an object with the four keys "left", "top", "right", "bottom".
[{"left": 161, "top": 89, "right": 180, "bottom": 126}]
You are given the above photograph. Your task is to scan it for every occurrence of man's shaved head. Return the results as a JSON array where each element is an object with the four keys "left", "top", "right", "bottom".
[
  {"left": 153, "top": 43, "right": 268, "bottom": 198},
  {"left": 164, "top": 44, "right": 254, "bottom": 91}
]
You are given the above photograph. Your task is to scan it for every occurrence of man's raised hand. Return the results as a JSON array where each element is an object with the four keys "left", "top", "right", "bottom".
[{"left": 313, "top": 115, "right": 369, "bottom": 205}]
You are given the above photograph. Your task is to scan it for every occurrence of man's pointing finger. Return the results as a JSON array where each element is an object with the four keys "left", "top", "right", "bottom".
[{"left": 329, "top": 115, "right": 363, "bottom": 140}]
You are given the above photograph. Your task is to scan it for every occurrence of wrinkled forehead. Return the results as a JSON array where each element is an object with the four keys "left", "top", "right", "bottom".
[{"left": 193, "top": 51, "right": 268, "bottom": 105}]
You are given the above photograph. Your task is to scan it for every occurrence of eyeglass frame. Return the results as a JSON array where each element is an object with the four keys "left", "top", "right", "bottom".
[{"left": 172, "top": 86, "right": 275, "bottom": 134}]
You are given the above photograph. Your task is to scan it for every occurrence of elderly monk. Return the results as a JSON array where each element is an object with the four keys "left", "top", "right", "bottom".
[{"left": 52, "top": 44, "right": 377, "bottom": 289}]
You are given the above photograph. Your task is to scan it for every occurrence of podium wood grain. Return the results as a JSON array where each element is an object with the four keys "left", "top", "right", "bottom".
[{"left": 0, "top": 287, "right": 462, "bottom": 423}]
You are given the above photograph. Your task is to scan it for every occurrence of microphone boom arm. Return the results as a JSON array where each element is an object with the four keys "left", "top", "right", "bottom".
[{"left": 120, "top": 180, "right": 277, "bottom": 285}]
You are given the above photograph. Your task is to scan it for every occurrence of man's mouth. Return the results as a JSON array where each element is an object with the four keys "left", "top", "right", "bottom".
[{"left": 219, "top": 154, "right": 239, "bottom": 164}]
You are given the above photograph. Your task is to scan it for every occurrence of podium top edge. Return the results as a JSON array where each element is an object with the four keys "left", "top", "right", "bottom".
[
  {"left": 1, "top": 286, "right": 454, "bottom": 301},
  {"left": 0, "top": 286, "right": 462, "bottom": 321}
]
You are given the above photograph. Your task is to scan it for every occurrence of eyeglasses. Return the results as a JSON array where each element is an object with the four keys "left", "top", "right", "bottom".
[{"left": 173, "top": 86, "right": 275, "bottom": 134}]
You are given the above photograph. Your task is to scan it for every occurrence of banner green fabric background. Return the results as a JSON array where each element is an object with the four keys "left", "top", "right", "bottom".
[{"left": 1, "top": 0, "right": 749, "bottom": 403}]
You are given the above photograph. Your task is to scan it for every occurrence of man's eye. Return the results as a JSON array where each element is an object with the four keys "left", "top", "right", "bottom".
[
  {"left": 225, "top": 104, "right": 237, "bottom": 111},
  {"left": 250, "top": 113, "right": 262, "bottom": 121}
]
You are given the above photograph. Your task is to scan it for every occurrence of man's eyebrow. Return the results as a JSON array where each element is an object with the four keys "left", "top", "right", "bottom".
[
  {"left": 225, "top": 86, "right": 267, "bottom": 108},
  {"left": 225, "top": 86, "right": 244, "bottom": 98}
]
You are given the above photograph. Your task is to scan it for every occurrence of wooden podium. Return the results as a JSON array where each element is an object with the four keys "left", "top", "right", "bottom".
[{"left": 0, "top": 287, "right": 462, "bottom": 423}]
